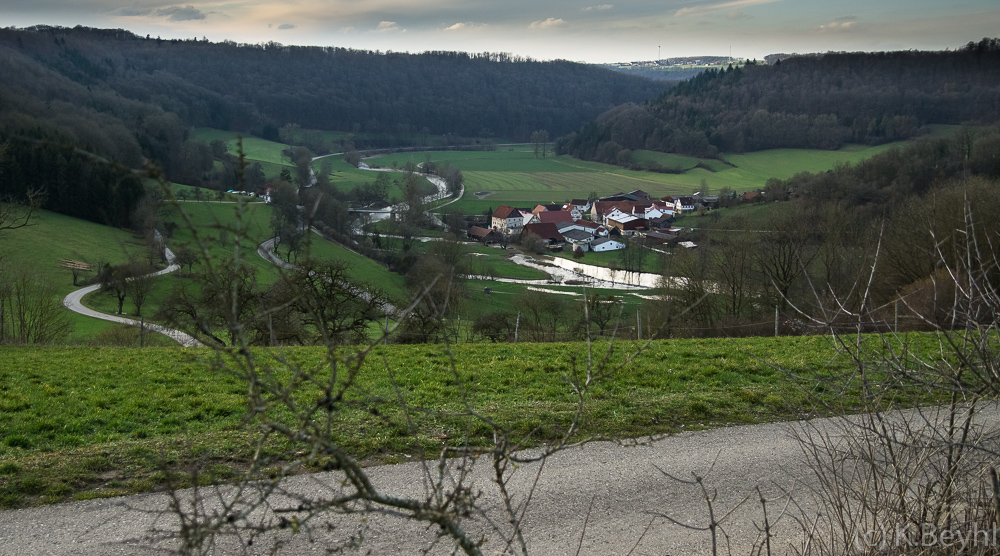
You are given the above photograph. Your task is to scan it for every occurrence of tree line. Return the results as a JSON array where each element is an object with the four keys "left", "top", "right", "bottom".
[
  {"left": 557, "top": 39, "right": 1000, "bottom": 163},
  {"left": 0, "top": 24, "right": 664, "bottom": 224},
  {"left": 0, "top": 25, "right": 663, "bottom": 144},
  {"left": 654, "top": 127, "right": 1000, "bottom": 338}
]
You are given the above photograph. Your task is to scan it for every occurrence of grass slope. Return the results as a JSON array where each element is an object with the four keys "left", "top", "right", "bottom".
[
  {"left": 0, "top": 209, "right": 153, "bottom": 343},
  {"left": 367, "top": 141, "right": 909, "bottom": 215},
  {"left": 0, "top": 335, "right": 856, "bottom": 508}
]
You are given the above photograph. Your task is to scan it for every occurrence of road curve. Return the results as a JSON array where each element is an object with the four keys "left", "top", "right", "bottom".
[{"left": 61, "top": 246, "right": 203, "bottom": 347}]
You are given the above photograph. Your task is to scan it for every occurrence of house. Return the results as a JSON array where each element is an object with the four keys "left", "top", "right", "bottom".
[
  {"left": 604, "top": 209, "right": 648, "bottom": 235},
  {"left": 606, "top": 215, "right": 647, "bottom": 236},
  {"left": 693, "top": 193, "right": 720, "bottom": 209},
  {"left": 598, "top": 192, "right": 646, "bottom": 202},
  {"left": 644, "top": 202, "right": 674, "bottom": 219},
  {"left": 492, "top": 205, "right": 525, "bottom": 233},
  {"left": 672, "top": 196, "right": 698, "bottom": 213},
  {"left": 567, "top": 199, "right": 591, "bottom": 212},
  {"left": 526, "top": 204, "right": 581, "bottom": 224},
  {"left": 560, "top": 204, "right": 584, "bottom": 220},
  {"left": 646, "top": 214, "right": 673, "bottom": 231},
  {"left": 467, "top": 226, "right": 499, "bottom": 244},
  {"left": 522, "top": 222, "right": 565, "bottom": 244},
  {"left": 571, "top": 219, "right": 610, "bottom": 237},
  {"left": 590, "top": 237, "right": 626, "bottom": 252},
  {"left": 562, "top": 229, "right": 595, "bottom": 252},
  {"left": 590, "top": 200, "right": 652, "bottom": 221},
  {"left": 535, "top": 211, "right": 575, "bottom": 226},
  {"left": 644, "top": 231, "right": 677, "bottom": 246}
]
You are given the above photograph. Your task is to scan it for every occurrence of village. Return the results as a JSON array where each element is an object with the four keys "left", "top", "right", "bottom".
[{"left": 466, "top": 190, "right": 722, "bottom": 253}]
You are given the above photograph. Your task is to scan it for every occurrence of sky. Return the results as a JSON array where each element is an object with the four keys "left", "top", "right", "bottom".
[{"left": 3, "top": 0, "right": 999, "bottom": 63}]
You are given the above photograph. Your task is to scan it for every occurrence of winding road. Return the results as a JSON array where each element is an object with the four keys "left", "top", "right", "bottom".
[{"left": 61, "top": 242, "right": 203, "bottom": 347}]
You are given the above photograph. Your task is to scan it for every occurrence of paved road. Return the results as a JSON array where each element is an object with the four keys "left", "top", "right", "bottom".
[
  {"left": 61, "top": 245, "right": 202, "bottom": 347},
  {"left": 0, "top": 411, "right": 914, "bottom": 556},
  {"left": 7, "top": 403, "right": 994, "bottom": 555}
]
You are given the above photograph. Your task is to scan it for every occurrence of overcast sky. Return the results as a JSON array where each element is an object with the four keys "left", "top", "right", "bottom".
[{"left": 4, "top": 0, "right": 999, "bottom": 63}]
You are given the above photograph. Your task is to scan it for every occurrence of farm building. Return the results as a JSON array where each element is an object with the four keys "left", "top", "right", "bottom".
[{"left": 591, "top": 238, "right": 626, "bottom": 252}]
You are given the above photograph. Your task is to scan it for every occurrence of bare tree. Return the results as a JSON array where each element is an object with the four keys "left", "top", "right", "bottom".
[
  {"left": 152, "top": 180, "right": 650, "bottom": 556},
  {"left": 125, "top": 260, "right": 156, "bottom": 317},
  {"left": 0, "top": 264, "right": 71, "bottom": 344},
  {"left": 0, "top": 187, "right": 43, "bottom": 239}
]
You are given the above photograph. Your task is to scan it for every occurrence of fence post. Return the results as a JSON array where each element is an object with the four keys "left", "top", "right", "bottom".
[
  {"left": 774, "top": 306, "right": 779, "bottom": 337},
  {"left": 515, "top": 312, "right": 520, "bottom": 343},
  {"left": 637, "top": 308, "right": 642, "bottom": 340}
]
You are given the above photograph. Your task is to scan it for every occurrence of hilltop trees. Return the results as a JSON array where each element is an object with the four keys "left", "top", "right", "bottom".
[
  {"left": 559, "top": 43, "right": 1000, "bottom": 161},
  {"left": 0, "top": 25, "right": 662, "bottom": 150}
]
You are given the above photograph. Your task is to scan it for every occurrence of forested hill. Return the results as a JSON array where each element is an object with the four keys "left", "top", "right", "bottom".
[
  {"left": 0, "top": 25, "right": 663, "bottom": 227},
  {"left": 0, "top": 25, "right": 663, "bottom": 143},
  {"left": 557, "top": 38, "right": 1000, "bottom": 163}
]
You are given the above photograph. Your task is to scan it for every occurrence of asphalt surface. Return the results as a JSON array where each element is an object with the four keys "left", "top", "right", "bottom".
[
  {"left": 60, "top": 246, "right": 202, "bottom": 347},
  {"left": 0, "top": 416, "right": 852, "bottom": 556},
  {"left": 10, "top": 403, "right": 997, "bottom": 555}
]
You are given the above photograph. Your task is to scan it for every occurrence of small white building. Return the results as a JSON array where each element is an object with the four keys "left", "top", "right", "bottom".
[{"left": 591, "top": 238, "right": 626, "bottom": 252}]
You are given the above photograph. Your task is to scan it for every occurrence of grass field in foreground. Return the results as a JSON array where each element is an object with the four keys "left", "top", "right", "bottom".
[{"left": 0, "top": 334, "right": 930, "bottom": 509}]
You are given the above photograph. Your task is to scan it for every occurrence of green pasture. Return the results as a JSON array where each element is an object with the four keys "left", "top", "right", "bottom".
[
  {"left": 463, "top": 245, "right": 549, "bottom": 281},
  {"left": 190, "top": 128, "right": 294, "bottom": 167},
  {"left": 313, "top": 155, "right": 437, "bottom": 202},
  {"left": 631, "top": 150, "right": 706, "bottom": 171},
  {"left": 0, "top": 333, "right": 869, "bottom": 507},
  {"left": 301, "top": 233, "right": 408, "bottom": 303},
  {"left": 0, "top": 209, "right": 156, "bottom": 343},
  {"left": 371, "top": 141, "right": 911, "bottom": 215}
]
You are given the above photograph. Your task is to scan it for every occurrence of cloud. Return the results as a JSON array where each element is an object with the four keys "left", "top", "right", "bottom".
[
  {"left": 277, "top": 23, "right": 296, "bottom": 30},
  {"left": 375, "top": 21, "right": 402, "bottom": 32},
  {"left": 727, "top": 9, "right": 751, "bottom": 20},
  {"left": 116, "top": 8, "right": 152, "bottom": 17},
  {"left": 444, "top": 22, "right": 486, "bottom": 31},
  {"left": 582, "top": 4, "right": 613, "bottom": 11},
  {"left": 529, "top": 17, "right": 567, "bottom": 29},
  {"left": 674, "top": 0, "right": 780, "bottom": 18},
  {"left": 154, "top": 5, "right": 207, "bottom": 22},
  {"left": 817, "top": 20, "right": 856, "bottom": 31}
]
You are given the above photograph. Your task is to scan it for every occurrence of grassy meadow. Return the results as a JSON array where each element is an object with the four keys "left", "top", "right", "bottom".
[
  {"left": 0, "top": 334, "right": 869, "bottom": 508},
  {"left": 0, "top": 128, "right": 954, "bottom": 512},
  {"left": 0, "top": 209, "right": 154, "bottom": 343},
  {"left": 365, "top": 140, "right": 909, "bottom": 216}
]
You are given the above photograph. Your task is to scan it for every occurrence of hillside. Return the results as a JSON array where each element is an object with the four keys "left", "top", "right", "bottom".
[
  {"left": 0, "top": 25, "right": 664, "bottom": 154},
  {"left": 558, "top": 38, "right": 1000, "bottom": 164}
]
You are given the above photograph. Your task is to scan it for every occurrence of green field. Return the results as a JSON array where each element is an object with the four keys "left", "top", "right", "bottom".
[
  {"left": 186, "top": 127, "right": 913, "bottom": 218},
  {"left": 367, "top": 141, "right": 909, "bottom": 215},
  {"left": 190, "top": 128, "right": 294, "bottom": 168},
  {"left": 0, "top": 209, "right": 155, "bottom": 343},
  {"left": 0, "top": 334, "right": 862, "bottom": 508}
]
